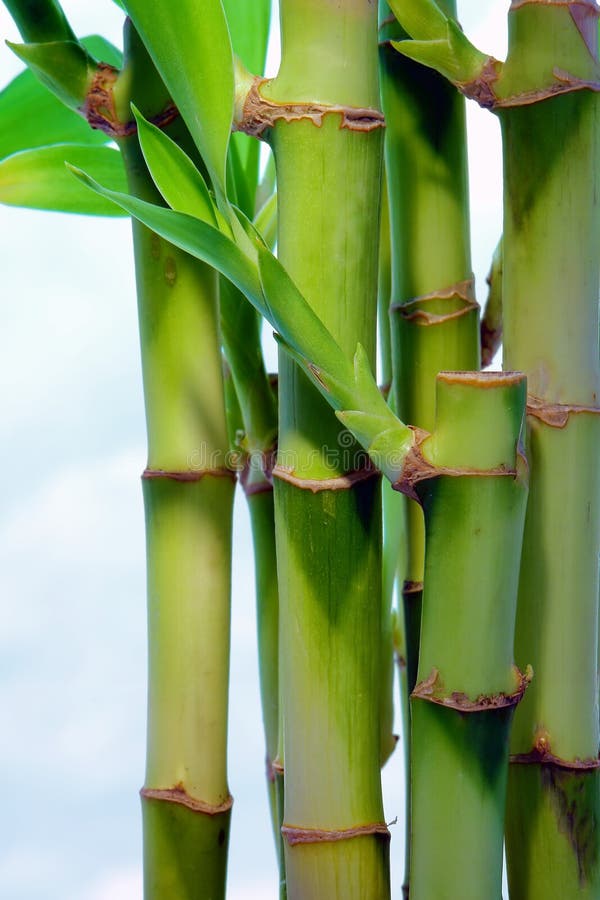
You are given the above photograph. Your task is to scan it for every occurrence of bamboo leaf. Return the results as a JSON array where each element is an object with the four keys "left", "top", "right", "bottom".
[
  {"left": 68, "top": 166, "right": 261, "bottom": 297},
  {"left": 0, "top": 144, "right": 127, "bottom": 215},
  {"left": 7, "top": 39, "right": 95, "bottom": 110},
  {"left": 253, "top": 191, "right": 277, "bottom": 250},
  {"left": 132, "top": 106, "right": 219, "bottom": 226},
  {"left": 0, "top": 70, "right": 99, "bottom": 159},
  {"left": 68, "top": 165, "right": 413, "bottom": 480},
  {"left": 122, "top": 0, "right": 234, "bottom": 200},
  {"left": 84, "top": 35, "right": 122, "bottom": 69},
  {"left": 221, "top": 0, "right": 271, "bottom": 77}
]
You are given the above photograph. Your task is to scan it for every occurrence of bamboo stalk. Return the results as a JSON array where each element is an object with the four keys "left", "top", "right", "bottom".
[
  {"left": 252, "top": 2, "right": 389, "bottom": 896},
  {"left": 497, "top": 2, "right": 600, "bottom": 895},
  {"left": 114, "top": 24, "right": 235, "bottom": 898},
  {"left": 378, "top": 2, "right": 478, "bottom": 891},
  {"left": 404, "top": 371, "right": 529, "bottom": 899}
]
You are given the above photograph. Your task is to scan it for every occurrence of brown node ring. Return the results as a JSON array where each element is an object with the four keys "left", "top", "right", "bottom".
[
  {"left": 412, "top": 666, "right": 532, "bottom": 712},
  {"left": 510, "top": 732, "right": 600, "bottom": 770},
  {"left": 236, "top": 77, "right": 385, "bottom": 138},
  {"left": 390, "top": 277, "right": 479, "bottom": 326},
  {"left": 392, "top": 427, "right": 520, "bottom": 503},
  {"left": 281, "top": 822, "right": 391, "bottom": 846},
  {"left": 82, "top": 62, "right": 179, "bottom": 137},
  {"left": 527, "top": 395, "right": 600, "bottom": 428},
  {"left": 142, "top": 467, "right": 237, "bottom": 483},
  {"left": 272, "top": 463, "right": 379, "bottom": 493},
  {"left": 140, "top": 786, "right": 234, "bottom": 815}
]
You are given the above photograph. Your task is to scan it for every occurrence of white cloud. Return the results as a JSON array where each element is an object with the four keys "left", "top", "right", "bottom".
[{"left": 83, "top": 867, "right": 142, "bottom": 900}]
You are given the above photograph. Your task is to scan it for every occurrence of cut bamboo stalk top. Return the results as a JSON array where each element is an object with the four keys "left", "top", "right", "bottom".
[{"left": 421, "top": 371, "right": 527, "bottom": 472}]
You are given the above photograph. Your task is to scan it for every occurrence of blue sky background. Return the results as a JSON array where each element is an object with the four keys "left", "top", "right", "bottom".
[{"left": 0, "top": 3, "right": 507, "bottom": 898}]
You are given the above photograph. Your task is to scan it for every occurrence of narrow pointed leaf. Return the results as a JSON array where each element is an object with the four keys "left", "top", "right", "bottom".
[
  {"left": 0, "top": 144, "right": 126, "bottom": 215},
  {"left": 132, "top": 107, "right": 218, "bottom": 226},
  {"left": 68, "top": 166, "right": 261, "bottom": 298},
  {"left": 123, "top": 0, "right": 234, "bottom": 199},
  {"left": 253, "top": 192, "right": 277, "bottom": 250},
  {"left": 222, "top": 0, "right": 270, "bottom": 77}
]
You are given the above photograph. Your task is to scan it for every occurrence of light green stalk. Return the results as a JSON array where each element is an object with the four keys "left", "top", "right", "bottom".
[
  {"left": 258, "top": 2, "right": 389, "bottom": 896},
  {"left": 406, "top": 371, "right": 528, "bottom": 899},
  {"left": 496, "top": 3, "right": 600, "bottom": 896},
  {"left": 378, "top": 2, "right": 478, "bottom": 891},
  {"left": 113, "top": 24, "right": 235, "bottom": 899}
]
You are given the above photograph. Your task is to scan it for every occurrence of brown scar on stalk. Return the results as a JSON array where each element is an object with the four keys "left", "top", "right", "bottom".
[
  {"left": 82, "top": 62, "right": 179, "bottom": 137},
  {"left": 390, "top": 277, "right": 479, "bottom": 326},
  {"left": 272, "top": 462, "right": 379, "bottom": 493},
  {"left": 142, "top": 467, "right": 237, "bottom": 483},
  {"left": 527, "top": 396, "right": 600, "bottom": 428},
  {"left": 393, "top": 426, "right": 522, "bottom": 503},
  {"left": 281, "top": 822, "right": 391, "bottom": 846},
  {"left": 412, "top": 665, "right": 532, "bottom": 712},
  {"left": 235, "top": 76, "right": 385, "bottom": 138},
  {"left": 140, "top": 785, "right": 234, "bottom": 815},
  {"left": 510, "top": 731, "right": 600, "bottom": 770}
]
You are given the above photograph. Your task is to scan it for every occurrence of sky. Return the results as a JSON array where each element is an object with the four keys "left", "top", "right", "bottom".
[{"left": 0, "top": 3, "right": 508, "bottom": 898}]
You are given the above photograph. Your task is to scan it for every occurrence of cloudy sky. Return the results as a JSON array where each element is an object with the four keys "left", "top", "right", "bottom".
[{"left": 0, "top": 3, "right": 507, "bottom": 898}]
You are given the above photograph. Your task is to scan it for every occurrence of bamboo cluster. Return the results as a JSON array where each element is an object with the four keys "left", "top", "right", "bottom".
[{"left": 1, "top": 0, "right": 598, "bottom": 898}]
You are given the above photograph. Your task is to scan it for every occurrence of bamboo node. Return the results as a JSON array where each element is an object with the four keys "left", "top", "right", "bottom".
[
  {"left": 412, "top": 665, "right": 532, "bottom": 712},
  {"left": 142, "top": 466, "right": 237, "bottom": 483},
  {"left": 390, "top": 277, "right": 479, "bottom": 325},
  {"left": 235, "top": 76, "right": 385, "bottom": 138},
  {"left": 272, "top": 462, "right": 379, "bottom": 493},
  {"left": 140, "top": 786, "right": 234, "bottom": 815},
  {"left": 81, "top": 63, "right": 179, "bottom": 137},
  {"left": 510, "top": 731, "right": 600, "bottom": 769},
  {"left": 527, "top": 396, "right": 600, "bottom": 427},
  {"left": 402, "top": 580, "right": 423, "bottom": 598},
  {"left": 281, "top": 822, "right": 391, "bottom": 846},
  {"left": 393, "top": 427, "right": 521, "bottom": 502}
]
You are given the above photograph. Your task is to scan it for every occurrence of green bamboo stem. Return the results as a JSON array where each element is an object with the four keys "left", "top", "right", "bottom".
[
  {"left": 2, "top": 0, "right": 75, "bottom": 43},
  {"left": 378, "top": 3, "right": 478, "bottom": 891},
  {"left": 407, "top": 371, "right": 529, "bottom": 899},
  {"left": 1, "top": 3, "right": 235, "bottom": 895},
  {"left": 259, "top": 2, "right": 389, "bottom": 896},
  {"left": 497, "top": 3, "right": 600, "bottom": 895},
  {"left": 114, "top": 24, "right": 235, "bottom": 899}
]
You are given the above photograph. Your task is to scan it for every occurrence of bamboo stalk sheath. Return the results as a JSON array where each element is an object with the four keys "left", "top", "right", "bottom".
[{"left": 255, "top": 2, "right": 389, "bottom": 896}]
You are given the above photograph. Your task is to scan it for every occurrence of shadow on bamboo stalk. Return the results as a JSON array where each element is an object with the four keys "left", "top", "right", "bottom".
[
  {"left": 386, "top": 0, "right": 600, "bottom": 893},
  {"left": 379, "top": 1, "right": 478, "bottom": 891}
]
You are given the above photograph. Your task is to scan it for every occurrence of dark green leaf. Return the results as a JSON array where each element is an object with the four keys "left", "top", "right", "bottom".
[
  {"left": 222, "top": 0, "right": 271, "bottom": 77},
  {"left": 123, "top": 0, "right": 234, "bottom": 200}
]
